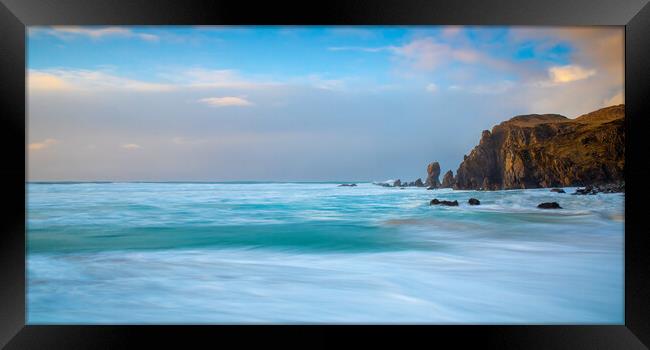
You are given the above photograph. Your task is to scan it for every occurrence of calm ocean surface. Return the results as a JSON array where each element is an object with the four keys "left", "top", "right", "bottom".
[{"left": 26, "top": 182, "right": 624, "bottom": 324}]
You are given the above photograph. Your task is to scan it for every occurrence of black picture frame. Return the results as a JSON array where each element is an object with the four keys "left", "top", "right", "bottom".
[{"left": 1, "top": 0, "right": 649, "bottom": 348}]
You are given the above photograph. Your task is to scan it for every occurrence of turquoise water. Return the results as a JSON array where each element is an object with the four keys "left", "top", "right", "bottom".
[{"left": 26, "top": 182, "right": 624, "bottom": 324}]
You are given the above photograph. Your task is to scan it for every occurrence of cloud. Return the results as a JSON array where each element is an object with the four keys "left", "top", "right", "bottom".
[
  {"left": 327, "top": 27, "right": 377, "bottom": 39},
  {"left": 389, "top": 37, "right": 514, "bottom": 75},
  {"left": 28, "top": 138, "right": 58, "bottom": 151},
  {"left": 393, "top": 37, "right": 489, "bottom": 71},
  {"left": 29, "top": 67, "right": 281, "bottom": 93},
  {"left": 159, "top": 68, "right": 282, "bottom": 89},
  {"left": 40, "top": 26, "right": 160, "bottom": 42},
  {"left": 28, "top": 72, "right": 74, "bottom": 91},
  {"left": 447, "top": 80, "right": 516, "bottom": 95},
  {"left": 28, "top": 69, "right": 175, "bottom": 92},
  {"left": 172, "top": 137, "right": 186, "bottom": 145},
  {"left": 548, "top": 65, "right": 596, "bottom": 83},
  {"left": 299, "top": 74, "right": 349, "bottom": 91},
  {"left": 28, "top": 67, "right": 357, "bottom": 98},
  {"left": 171, "top": 137, "right": 206, "bottom": 145},
  {"left": 441, "top": 26, "right": 463, "bottom": 39},
  {"left": 121, "top": 143, "right": 142, "bottom": 149},
  {"left": 198, "top": 96, "right": 253, "bottom": 107},
  {"left": 328, "top": 46, "right": 390, "bottom": 53},
  {"left": 425, "top": 83, "right": 438, "bottom": 93}
]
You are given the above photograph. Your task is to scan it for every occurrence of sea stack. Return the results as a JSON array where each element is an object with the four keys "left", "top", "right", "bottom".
[
  {"left": 425, "top": 161, "right": 442, "bottom": 188},
  {"left": 441, "top": 170, "right": 455, "bottom": 188}
]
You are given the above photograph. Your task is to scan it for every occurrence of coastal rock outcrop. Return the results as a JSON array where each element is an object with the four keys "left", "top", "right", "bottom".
[
  {"left": 414, "top": 178, "right": 424, "bottom": 187},
  {"left": 538, "top": 202, "right": 562, "bottom": 209},
  {"left": 550, "top": 188, "right": 565, "bottom": 193},
  {"left": 454, "top": 105, "right": 625, "bottom": 190},
  {"left": 441, "top": 170, "right": 455, "bottom": 188},
  {"left": 338, "top": 183, "right": 357, "bottom": 187},
  {"left": 468, "top": 198, "right": 480, "bottom": 205},
  {"left": 425, "top": 162, "right": 442, "bottom": 188},
  {"left": 430, "top": 199, "right": 459, "bottom": 206},
  {"left": 572, "top": 183, "right": 624, "bottom": 195}
]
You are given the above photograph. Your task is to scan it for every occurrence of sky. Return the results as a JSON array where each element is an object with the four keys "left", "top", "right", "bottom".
[{"left": 27, "top": 26, "right": 624, "bottom": 182}]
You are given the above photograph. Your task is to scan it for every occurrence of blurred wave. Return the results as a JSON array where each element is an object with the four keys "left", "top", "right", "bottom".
[{"left": 27, "top": 182, "right": 624, "bottom": 323}]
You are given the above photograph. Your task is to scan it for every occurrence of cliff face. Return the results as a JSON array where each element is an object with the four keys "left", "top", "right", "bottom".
[{"left": 454, "top": 104, "right": 625, "bottom": 190}]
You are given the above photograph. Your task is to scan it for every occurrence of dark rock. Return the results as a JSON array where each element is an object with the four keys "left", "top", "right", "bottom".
[
  {"left": 414, "top": 178, "right": 424, "bottom": 187},
  {"left": 550, "top": 188, "right": 565, "bottom": 193},
  {"left": 426, "top": 186, "right": 435, "bottom": 190},
  {"left": 537, "top": 202, "right": 562, "bottom": 209},
  {"left": 338, "top": 183, "right": 357, "bottom": 187},
  {"left": 468, "top": 198, "right": 480, "bottom": 205},
  {"left": 453, "top": 105, "right": 625, "bottom": 190},
  {"left": 393, "top": 179, "right": 402, "bottom": 187},
  {"left": 573, "top": 185, "right": 598, "bottom": 195},
  {"left": 425, "top": 162, "right": 441, "bottom": 188},
  {"left": 572, "top": 182, "right": 624, "bottom": 195},
  {"left": 430, "top": 199, "right": 459, "bottom": 206},
  {"left": 441, "top": 170, "right": 455, "bottom": 188},
  {"left": 408, "top": 181, "right": 416, "bottom": 187}
]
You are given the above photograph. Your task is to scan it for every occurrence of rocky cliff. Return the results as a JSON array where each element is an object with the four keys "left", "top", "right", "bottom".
[{"left": 454, "top": 104, "right": 625, "bottom": 190}]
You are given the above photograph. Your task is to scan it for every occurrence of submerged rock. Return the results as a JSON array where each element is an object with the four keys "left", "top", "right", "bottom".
[
  {"left": 538, "top": 202, "right": 562, "bottom": 209},
  {"left": 468, "top": 198, "right": 480, "bottom": 205},
  {"left": 338, "top": 183, "right": 357, "bottom": 187},
  {"left": 550, "top": 188, "right": 566, "bottom": 193},
  {"left": 430, "top": 199, "right": 459, "bottom": 206}
]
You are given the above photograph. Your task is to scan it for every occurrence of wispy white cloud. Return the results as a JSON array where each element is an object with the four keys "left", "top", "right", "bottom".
[
  {"left": 548, "top": 65, "right": 596, "bottom": 83},
  {"left": 198, "top": 96, "right": 253, "bottom": 107},
  {"left": 177, "top": 68, "right": 278, "bottom": 89},
  {"left": 121, "top": 143, "right": 142, "bottom": 150},
  {"left": 28, "top": 67, "right": 359, "bottom": 96},
  {"left": 172, "top": 137, "right": 186, "bottom": 145},
  {"left": 329, "top": 36, "right": 507, "bottom": 74},
  {"left": 327, "top": 46, "right": 391, "bottom": 53},
  {"left": 300, "top": 74, "right": 349, "bottom": 91},
  {"left": 393, "top": 37, "right": 499, "bottom": 72},
  {"left": 425, "top": 83, "right": 438, "bottom": 93},
  {"left": 28, "top": 69, "right": 174, "bottom": 92},
  {"left": 171, "top": 137, "right": 207, "bottom": 145},
  {"left": 327, "top": 27, "right": 377, "bottom": 39},
  {"left": 29, "top": 138, "right": 58, "bottom": 151},
  {"left": 440, "top": 26, "right": 463, "bottom": 39},
  {"left": 447, "top": 81, "right": 516, "bottom": 95},
  {"left": 38, "top": 26, "right": 160, "bottom": 42}
]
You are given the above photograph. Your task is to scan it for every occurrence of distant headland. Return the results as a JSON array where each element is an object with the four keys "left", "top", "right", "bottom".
[{"left": 378, "top": 104, "right": 625, "bottom": 192}]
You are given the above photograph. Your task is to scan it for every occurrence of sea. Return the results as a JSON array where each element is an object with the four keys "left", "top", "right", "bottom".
[{"left": 26, "top": 182, "right": 624, "bottom": 324}]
